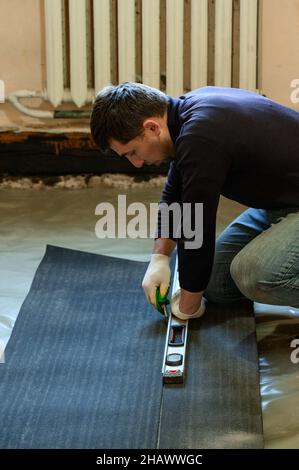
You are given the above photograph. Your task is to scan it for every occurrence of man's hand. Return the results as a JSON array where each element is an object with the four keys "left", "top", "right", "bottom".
[
  {"left": 142, "top": 254, "right": 171, "bottom": 308},
  {"left": 179, "top": 289, "right": 204, "bottom": 314},
  {"left": 171, "top": 288, "right": 205, "bottom": 320}
]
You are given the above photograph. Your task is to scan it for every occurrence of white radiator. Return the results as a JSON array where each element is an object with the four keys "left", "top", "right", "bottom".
[{"left": 44, "top": 0, "right": 259, "bottom": 108}]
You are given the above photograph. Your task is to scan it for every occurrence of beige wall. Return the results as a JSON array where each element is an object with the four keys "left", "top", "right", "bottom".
[
  {"left": 0, "top": 0, "right": 299, "bottom": 112},
  {"left": 0, "top": 0, "right": 45, "bottom": 94},
  {"left": 260, "top": 0, "right": 299, "bottom": 110}
]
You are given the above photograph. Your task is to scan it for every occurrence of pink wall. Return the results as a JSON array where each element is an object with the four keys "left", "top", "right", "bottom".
[
  {"left": 0, "top": 0, "right": 45, "bottom": 95},
  {"left": 259, "top": 0, "right": 299, "bottom": 110},
  {"left": 0, "top": 0, "right": 299, "bottom": 110}
]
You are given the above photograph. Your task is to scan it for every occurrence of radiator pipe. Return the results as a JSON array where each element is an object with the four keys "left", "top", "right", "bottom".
[{"left": 7, "top": 90, "right": 91, "bottom": 119}]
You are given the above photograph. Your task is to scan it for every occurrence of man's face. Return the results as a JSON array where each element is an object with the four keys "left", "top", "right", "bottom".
[{"left": 109, "top": 118, "right": 174, "bottom": 168}]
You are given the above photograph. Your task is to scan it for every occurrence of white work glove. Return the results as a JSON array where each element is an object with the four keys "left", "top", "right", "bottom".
[
  {"left": 171, "top": 289, "right": 206, "bottom": 321},
  {"left": 142, "top": 254, "right": 171, "bottom": 308}
]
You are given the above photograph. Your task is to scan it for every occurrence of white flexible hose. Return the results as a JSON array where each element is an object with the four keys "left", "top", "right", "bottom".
[{"left": 7, "top": 90, "right": 54, "bottom": 118}]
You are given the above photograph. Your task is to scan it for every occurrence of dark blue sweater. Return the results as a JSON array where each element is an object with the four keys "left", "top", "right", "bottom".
[{"left": 158, "top": 86, "right": 299, "bottom": 292}]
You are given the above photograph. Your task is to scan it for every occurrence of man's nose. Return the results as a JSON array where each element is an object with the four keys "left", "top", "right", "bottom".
[{"left": 127, "top": 154, "right": 144, "bottom": 168}]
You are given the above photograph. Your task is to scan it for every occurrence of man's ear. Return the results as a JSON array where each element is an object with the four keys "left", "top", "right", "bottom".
[{"left": 143, "top": 119, "right": 161, "bottom": 136}]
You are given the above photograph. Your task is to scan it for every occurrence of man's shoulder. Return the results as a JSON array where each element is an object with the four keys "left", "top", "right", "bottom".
[
  {"left": 182, "top": 86, "right": 256, "bottom": 101},
  {"left": 177, "top": 86, "right": 271, "bottom": 142}
]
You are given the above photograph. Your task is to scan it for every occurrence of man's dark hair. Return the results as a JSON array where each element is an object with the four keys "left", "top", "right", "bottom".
[{"left": 90, "top": 82, "right": 168, "bottom": 153}]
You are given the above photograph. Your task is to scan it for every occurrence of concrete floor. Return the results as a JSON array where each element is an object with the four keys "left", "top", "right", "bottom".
[{"left": 1, "top": 180, "right": 299, "bottom": 448}]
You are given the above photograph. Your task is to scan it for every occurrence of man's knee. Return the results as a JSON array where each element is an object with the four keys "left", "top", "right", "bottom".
[
  {"left": 230, "top": 249, "right": 261, "bottom": 299},
  {"left": 230, "top": 249, "right": 285, "bottom": 303}
]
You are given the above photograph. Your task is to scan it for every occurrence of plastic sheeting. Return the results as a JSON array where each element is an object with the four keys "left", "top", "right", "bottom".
[{"left": 0, "top": 184, "right": 299, "bottom": 448}]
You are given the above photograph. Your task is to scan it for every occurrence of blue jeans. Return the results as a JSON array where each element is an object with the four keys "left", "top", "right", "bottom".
[{"left": 204, "top": 207, "right": 299, "bottom": 308}]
